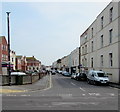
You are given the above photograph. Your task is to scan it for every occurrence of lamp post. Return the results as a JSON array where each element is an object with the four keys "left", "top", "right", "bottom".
[{"left": 6, "top": 12, "right": 11, "bottom": 86}]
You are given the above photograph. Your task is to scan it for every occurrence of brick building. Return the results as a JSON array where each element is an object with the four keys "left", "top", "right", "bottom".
[
  {"left": 0, "top": 36, "right": 8, "bottom": 75},
  {"left": 15, "top": 55, "right": 27, "bottom": 71},
  {"left": 26, "top": 56, "right": 41, "bottom": 72}
]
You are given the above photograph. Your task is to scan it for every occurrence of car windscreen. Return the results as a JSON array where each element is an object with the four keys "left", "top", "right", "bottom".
[{"left": 97, "top": 73, "right": 106, "bottom": 77}]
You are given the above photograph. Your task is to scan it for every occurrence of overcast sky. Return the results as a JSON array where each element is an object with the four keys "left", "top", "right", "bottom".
[{"left": 1, "top": 1, "right": 110, "bottom": 65}]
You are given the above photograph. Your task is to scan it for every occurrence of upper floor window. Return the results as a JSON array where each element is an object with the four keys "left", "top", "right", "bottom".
[
  {"left": 85, "top": 45, "right": 87, "bottom": 54},
  {"left": 91, "top": 41, "right": 94, "bottom": 52},
  {"left": 109, "top": 53, "right": 113, "bottom": 67},
  {"left": 110, "top": 7, "right": 113, "bottom": 23},
  {"left": 91, "top": 57, "right": 93, "bottom": 68},
  {"left": 91, "top": 28, "right": 93, "bottom": 38},
  {"left": 101, "top": 55, "right": 103, "bottom": 67},
  {"left": 84, "top": 35, "right": 87, "bottom": 43},
  {"left": 101, "top": 16, "right": 104, "bottom": 29},
  {"left": 101, "top": 35, "right": 103, "bottom": 47},
  {"left": 82, "top": 47, "right": 84, "bottom": 55},
  {"left": 109, "top": 29, "right": 113, "bottom": 44}
]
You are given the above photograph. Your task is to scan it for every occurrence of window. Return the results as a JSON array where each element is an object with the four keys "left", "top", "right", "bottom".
[
  {"left": 109, "top": 53, "right": 113, "bottom": 67},
  {"left": 101, "top": 35, "right": 103, "bottom": 47},
  {"left": 101, "top": 55, "right": 103, "bottom": 67},
  {"left": 85, "top": 45, "right": 87, "bottom": 54},
  {"left": 12, "top": 58, "right": 14, "bottom": 62},
  {"left": 2, "top": 45, "right": 4, "bottom": 50},
  {"left": 91, "top": 57, "right": 93, "bottom": 68},
  {"left": 85, "top": 58, "right": 87, "bottom": 67},
  {"left": 82, "top": 59, "right": 84, "bottom": 66},
  {"left": 91, "top": 28, "right": 93, "bottom": 38},
  {"left": 91, "top": 41, "right": 94, "bottom": 52},
  {"left": 110, "top": 7, "right": 113, "bottom": 22},
  {"left": 85, "top": 35, "right": 87, "bottom": 42},
  {"left": 109, "top": 29, "right": 113, "bottom": 44},
  {"left": 101, "top": 16, "right": 104, "bottom": 29},
  {"left": 82, "top": 47, "right": 84, "bottom": 55}
]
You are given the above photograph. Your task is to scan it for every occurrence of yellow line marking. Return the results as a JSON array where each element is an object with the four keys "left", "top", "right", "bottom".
[{"left": 0, "top": 89, "right": 27, "bottom": 93}]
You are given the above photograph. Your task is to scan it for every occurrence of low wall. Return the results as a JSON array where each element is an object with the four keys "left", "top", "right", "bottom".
[{"left": 0, "top": 73, "right": 46, "bottom": 86}]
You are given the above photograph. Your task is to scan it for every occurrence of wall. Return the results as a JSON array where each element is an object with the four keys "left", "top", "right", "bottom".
[{"left": 0, "top": 73, "right": 46, "bottom": 86}]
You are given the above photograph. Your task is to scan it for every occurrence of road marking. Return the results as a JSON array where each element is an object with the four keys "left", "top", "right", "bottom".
[
  {"left": 0, "top": 89, "right": 27, "bottom": 93},
  {"left": 6, "top": 94, "right": 17, "bottom": 96},
  {"left": 79, "top": 87, "right": 85, "bottom": 92},
  {"left": 42, "top": 73, "right": 52, "bottom": 91},
  {"left": 82, "top": 94, "right": 86, "bottom": 96},
  {"left": 59, "top": 93, "right": 72, "bottom": 97},
  {"left": 89, "top": 93, "right": 100, "bottom": 96},
  {"left": 52, "top": 102, "right": 99, "bottom": 106},
  {"left": 106, "top": 93, "right": 115, "bottom": 96},
  {"left": 71, "top": 82, "right": 76, "bottom": 86},
  {"left": 30, "top": 74, "right": 52, "bottom": 92},
  {"left": 21, "top": 94, "right": 30, "bottom": 96}
]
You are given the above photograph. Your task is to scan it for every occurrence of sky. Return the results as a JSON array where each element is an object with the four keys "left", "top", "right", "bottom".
[{"left": 1, "top": 1, "right": 110, "bottom": 66}]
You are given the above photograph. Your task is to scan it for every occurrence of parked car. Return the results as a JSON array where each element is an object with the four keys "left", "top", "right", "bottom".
[
  {"left": 62, "top": 71, "right": 71, "bottom": 77},
  {"left": 11, "top": 72, "right": 26, "bottom": 75},
  {"left": 75, "top": 73, "right": 87, "bottom": 81},
  {"left": 62, "top": 71, "right": 67, "bottom": 75},
  {"left": 71, "top": 73, "right": 77, "bottom": 79},
  {"left": 51, "top": 70, "right": 56, "bottom": 75},
  {"left": 58, "top": 70, "right": 62, "bottom": 74},
  {"left": 87, "top": 70, "right": 109, "bottom": 85}
]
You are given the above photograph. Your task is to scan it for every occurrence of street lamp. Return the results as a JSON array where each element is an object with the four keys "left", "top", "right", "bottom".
[{"left": 6, "top": 12, "right": 11, "bottom": 86}]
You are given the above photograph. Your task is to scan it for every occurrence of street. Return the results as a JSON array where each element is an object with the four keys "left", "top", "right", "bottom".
[{"left": 2, "top": 73, "right": 119, "bottom": 111}]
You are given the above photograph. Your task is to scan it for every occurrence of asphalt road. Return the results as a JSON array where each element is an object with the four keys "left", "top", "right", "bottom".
[{"left": 2, "top": 73, "right": 119, "bottom": 111}]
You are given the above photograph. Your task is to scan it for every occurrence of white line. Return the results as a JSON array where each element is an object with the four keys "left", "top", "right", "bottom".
[
  {"left": 79, "top": 87, "right": 86, "bottom": 91},
  {"left": 71, "top": 82, "right": 76, "bottom": 86}
]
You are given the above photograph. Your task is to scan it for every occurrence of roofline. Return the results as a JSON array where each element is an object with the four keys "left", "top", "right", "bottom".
[{"left": 80, "top": 1, "right": 112, "bottom": 38}]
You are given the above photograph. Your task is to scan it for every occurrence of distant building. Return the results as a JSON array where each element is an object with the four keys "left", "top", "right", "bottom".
[
  {"left": 52, "top": 47, "right": 80, "bottom": 74},
  {"left": 10, "top": 50, "right": 16, "bottom": 70},
  {"left": 26, "top": 56, "right": 41, "bottom": 72},
  {"left": 80, "top": 2, "right": 120, "bottom": 83},
  {"left": 16, "top": 55, "right": 27, "bottom": 71},
  {"left": 69, "top": 47, "right": 80, "bottom": 74},
  {"left": 0, "top": 36, "right": 8, "bottom": 75}
]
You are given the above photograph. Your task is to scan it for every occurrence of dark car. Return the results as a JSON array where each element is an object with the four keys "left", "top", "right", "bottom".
[{"left": 75, "top": 73, "right": 87, "bottom": 81}]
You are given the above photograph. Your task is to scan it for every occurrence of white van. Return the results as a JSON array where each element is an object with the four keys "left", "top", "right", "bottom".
[{"left": 87, "top": 70, "right": 109, "bottom": 85}]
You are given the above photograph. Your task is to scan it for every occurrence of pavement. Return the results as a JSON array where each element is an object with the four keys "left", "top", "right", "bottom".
[
  {"left": 0, "top": 74, "right": 51, "bottom": 94},
  {"left": 109, "top": 82, "right": 120, "bottom": 89}
]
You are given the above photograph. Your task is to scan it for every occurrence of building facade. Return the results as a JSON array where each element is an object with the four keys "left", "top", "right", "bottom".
[
  {"left": 52, "top": 47, "right": 80, "bottom": 74},
  {"left": 0, "top": 36, "right": 8, "bottom": 75},
  {"left": 10, "top": 50, "right": 16, "bottom": 70},
  {"left": 26, "top": 56, "right": 41, "bottom": 72},
  {"left": 16, "top": 55, "right": 27, "bottom": 71},
  {"left": 70, "top": 47, "right": 80, "bottom": 74},
  {"left": 80, "top": 2, "right": 120, "bottom": 83}
]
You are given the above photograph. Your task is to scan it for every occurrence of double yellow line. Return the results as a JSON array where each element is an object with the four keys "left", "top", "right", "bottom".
[{"left": 0, "top": 89, "right": 27, "bottom": 93}]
